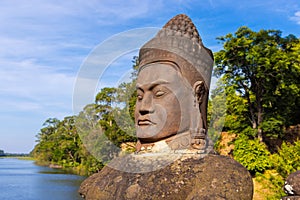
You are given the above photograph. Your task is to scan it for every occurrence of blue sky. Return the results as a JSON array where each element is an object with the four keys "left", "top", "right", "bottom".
[{"left": 0, "top": 0, "right": 299, "bottom": 153}]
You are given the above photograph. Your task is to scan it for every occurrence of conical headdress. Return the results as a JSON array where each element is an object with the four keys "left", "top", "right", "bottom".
[{"left": 139, "top": 14, "right": 214, "bottom": 89}]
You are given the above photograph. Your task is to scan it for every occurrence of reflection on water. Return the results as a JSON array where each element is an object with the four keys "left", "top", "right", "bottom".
[{"left": 0, "top": 158, "right": 85, "bottom": 200}]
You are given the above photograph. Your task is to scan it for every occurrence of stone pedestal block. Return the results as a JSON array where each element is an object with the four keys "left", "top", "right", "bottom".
[{"left": 79, "top": 155, "right": 253, "bottom": 200}]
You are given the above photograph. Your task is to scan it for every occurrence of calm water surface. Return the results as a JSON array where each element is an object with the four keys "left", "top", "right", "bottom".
[{"left": 0, "top": 158, "right": 85, "bottom": 200}]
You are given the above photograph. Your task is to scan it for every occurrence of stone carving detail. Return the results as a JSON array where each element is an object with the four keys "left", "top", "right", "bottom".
[
  {"left": 136, "top": 14, "right": 214, "bottom": 153},
  {"left": 162, "top": 14, "right": 202, "bottom": 44}
]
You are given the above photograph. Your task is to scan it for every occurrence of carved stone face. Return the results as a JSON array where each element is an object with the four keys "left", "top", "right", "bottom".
[{"left": 135, "top": 62, "right": 194, "bottom": 143}]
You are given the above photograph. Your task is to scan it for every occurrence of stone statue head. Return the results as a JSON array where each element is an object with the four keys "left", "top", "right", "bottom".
[{"left": 135, "top": 14, "right": 213, "bottom": 151}]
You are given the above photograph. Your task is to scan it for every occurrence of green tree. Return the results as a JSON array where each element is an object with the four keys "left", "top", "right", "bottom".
[
  {"left": 96, "top": 86, "right": 136, "bottom": 147},
  {"left": 32, "top": 56, "right": 139, "bottom": 174},
  {"left": 32, "top": 118, "right": 61, "bottom": 161},
  {"left": 214, "top": 26, "right": 300, "bottom": 142},
  {"left": 35, "top": 118, "right": 60, "bottom": 143},
  {"left": 32, "top": 115, "right": 104, "bottom": 175},
  {"left": 94, "top": 56, "right": 138, "bottom": 146}
]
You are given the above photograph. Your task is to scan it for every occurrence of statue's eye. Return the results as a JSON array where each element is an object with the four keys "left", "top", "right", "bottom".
[
  {"left": 137, "top": 94, "right": 143, "bottom": 101},
  {"left": 137, "top": 89, "right": 143, "bottom": 101},
  {"left": 155, "top": 90, "right": 166, "bottom": 98}
]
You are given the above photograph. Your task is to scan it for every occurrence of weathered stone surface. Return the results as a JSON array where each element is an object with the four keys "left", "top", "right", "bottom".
[
  {"left": 136, "top": 14, "right": 213, "bottom": 152},
  {"left": 79, "top": 155, "right": 253, "bottom": 200},
  {"left": 281, "top": 196, "right": 300, "bottom": 200},
  {"left": 287, "top": 170, "right": 300, "bottom": 195},
  {"left": 282, "top": 170, "right": 300, "bottom": 200}
]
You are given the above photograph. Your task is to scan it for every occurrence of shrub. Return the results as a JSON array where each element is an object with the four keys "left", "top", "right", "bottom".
[
  {"left": 254, "top": 170, "right": 285, "bottom": 200},
  {"left": 271, "top": 140, "right": 300, "bottom": 177},
  {"left": 233, "top": 134, "right": 272, "bottom": 175}
]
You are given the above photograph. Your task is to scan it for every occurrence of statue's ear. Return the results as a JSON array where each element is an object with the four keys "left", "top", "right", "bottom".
[{"left": 193, "top": 81, "right": 205, "bottom": 104}]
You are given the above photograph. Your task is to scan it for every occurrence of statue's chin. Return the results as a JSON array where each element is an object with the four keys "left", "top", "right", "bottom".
[
  {"left": 136, "top": 125, "right": 189, "bottom": 143},
  {"left": 136, "top": 125, "right": 159, "bottom": 141},
  {"left": 137, "top": 131, "right": 176, "bottom": 143},
  {"left": 137, "top": 134, "right": 163, "bottom": 143}
]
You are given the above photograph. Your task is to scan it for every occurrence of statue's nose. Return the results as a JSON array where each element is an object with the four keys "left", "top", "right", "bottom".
[{"left": 139, "top": 93, "right": 154, "bottom": 114}]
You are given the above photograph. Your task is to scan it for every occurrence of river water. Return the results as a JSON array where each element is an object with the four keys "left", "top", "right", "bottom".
[{"left": 0, "top": 158, "right": 85, "bottom": 200}]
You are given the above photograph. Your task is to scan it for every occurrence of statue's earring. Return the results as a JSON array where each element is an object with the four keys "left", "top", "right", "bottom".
[
  {"left": 191, "top": 81, "right": 207, "bottom": 151},
  {"left": 193, "top": 81, "right": 205, "bottom": 105},
  {"left": 193, "top": 81, "right": 204, "bottom": 107}
]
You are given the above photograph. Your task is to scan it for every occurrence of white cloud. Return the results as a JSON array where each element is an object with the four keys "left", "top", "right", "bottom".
[
  {"left": 291, "top": 11, "right": 300, "bottom": 25},
  {"left": 0, "top": 59, "right": 75, "bottom": 114}
]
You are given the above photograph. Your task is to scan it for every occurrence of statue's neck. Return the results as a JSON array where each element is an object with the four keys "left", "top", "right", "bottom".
[{"left": 136, "top": 129, "right": 207, "bottom": 154}]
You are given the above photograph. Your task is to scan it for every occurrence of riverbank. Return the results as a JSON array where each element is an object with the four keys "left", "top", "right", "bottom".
[
  {"left": 33, "top": 159, "right": 91, "bottom": 176},
  {"left": 10, "top": 156, "right": 35, "bottom": 160}
]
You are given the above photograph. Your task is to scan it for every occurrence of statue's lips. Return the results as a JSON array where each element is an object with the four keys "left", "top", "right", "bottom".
[{"left": 138, "top": 119, "right": 155, "bottom": 126}]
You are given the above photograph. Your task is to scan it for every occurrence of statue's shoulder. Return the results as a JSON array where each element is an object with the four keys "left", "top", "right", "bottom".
[{"left": 79, "top": 154, "right": 253, "bottom": 200}]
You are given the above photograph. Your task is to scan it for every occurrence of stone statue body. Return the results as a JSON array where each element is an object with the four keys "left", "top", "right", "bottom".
[{"left": 79, "top": 14, "right": 254, "bottom": 200}]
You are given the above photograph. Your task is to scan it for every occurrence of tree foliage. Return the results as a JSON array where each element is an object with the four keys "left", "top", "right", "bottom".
[
  {"left": 271, "top": 140, "right": 300, "bottom": 177},
  {"left": 214, "top": 26, "right": 300, "bottom": 141},
  {"left": 31, "top": 115, "right": 104, "bottom": 175},
  {"left": 233, "top": 134, "right": 272, "bottom": 175}
]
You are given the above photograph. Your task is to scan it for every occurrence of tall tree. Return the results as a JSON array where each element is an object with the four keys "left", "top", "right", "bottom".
[{"left": 214, "top": 26, "right": 299, "bottom": 142}]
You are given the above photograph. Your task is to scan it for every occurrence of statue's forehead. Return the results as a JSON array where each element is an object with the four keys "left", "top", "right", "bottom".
[{"left": 137, "top": 63, "right": 181, "bottom": 85}]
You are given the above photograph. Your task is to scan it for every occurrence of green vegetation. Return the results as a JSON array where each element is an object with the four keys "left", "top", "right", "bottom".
[
  {"left": 233, "top": 134, "right": 272, "bottom": 175},
  {"left": 271, "top": 140, "right": 300, "bottom": 177},
  {"left": 214, "top": 26, "right": 300, "bottom": 141},
  {"left": 32, "top": 26, "right": 299, "bottom": 198},
  {"left": 31, "top": 58, "right": 138, "bottom": 175},
  {"left": 212, "top": 26, "right": 300, "bottom": 199},
  {"left": 250, "top": 141, "right": 300, "bottom": 199}
]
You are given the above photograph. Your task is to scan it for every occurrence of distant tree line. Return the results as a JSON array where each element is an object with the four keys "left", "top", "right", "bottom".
[{"left": 0, "top": 150, "right": 30, "bottom": 157}]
